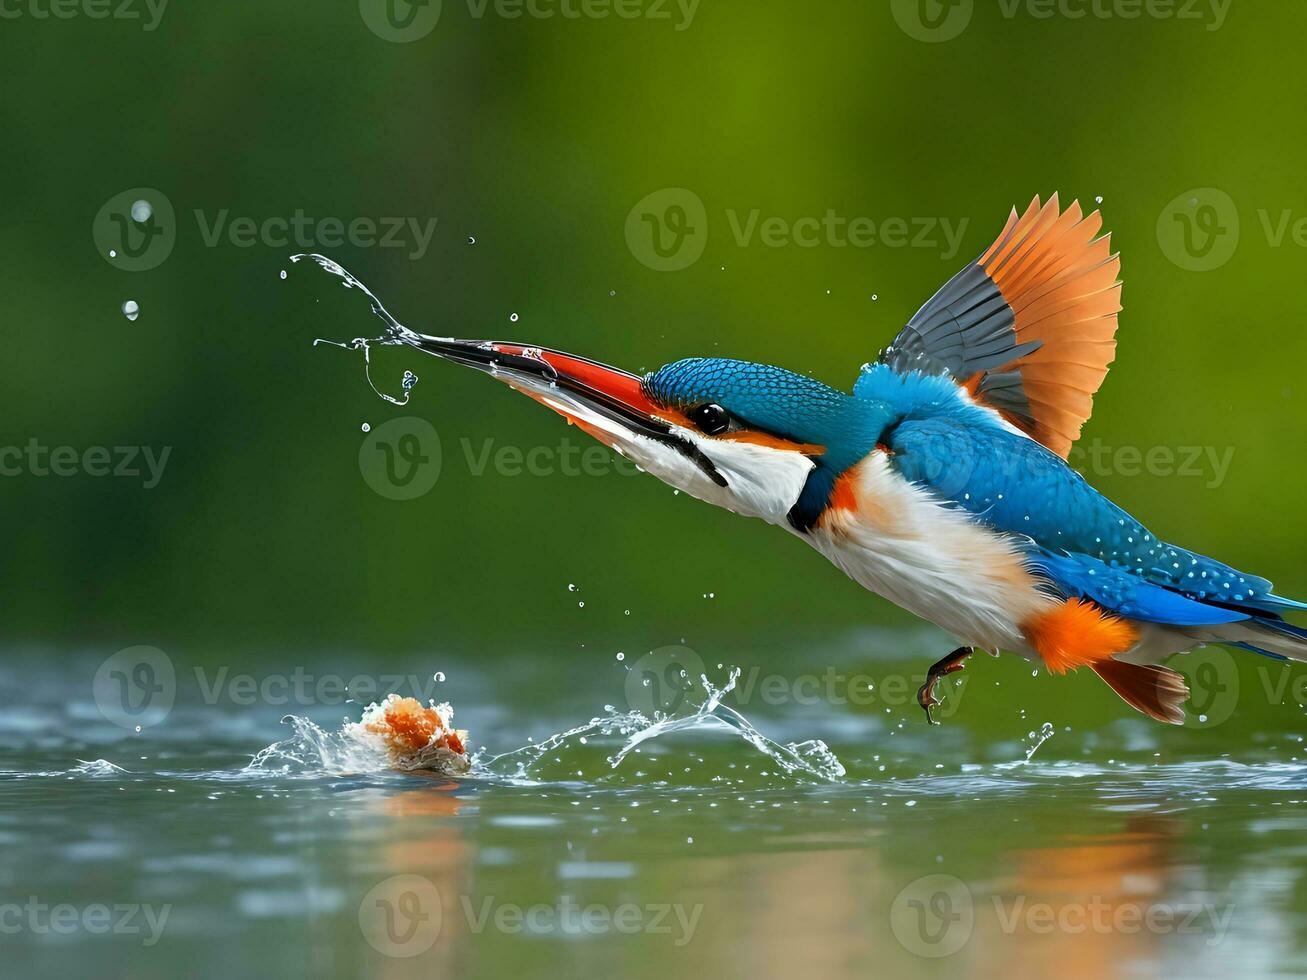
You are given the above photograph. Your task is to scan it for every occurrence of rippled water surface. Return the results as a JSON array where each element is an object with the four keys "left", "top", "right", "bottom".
[{"left": 4, "top": 641, "right": 1307, "bottom": 979}]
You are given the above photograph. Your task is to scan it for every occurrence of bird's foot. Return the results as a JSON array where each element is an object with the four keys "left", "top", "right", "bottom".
[{"left": 917, "top": 646, "right": 974, "bottom": 725}]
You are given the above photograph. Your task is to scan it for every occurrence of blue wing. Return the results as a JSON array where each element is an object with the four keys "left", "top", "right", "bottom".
[{"left": 859, "top": 364, "right": 1303, "bottom": 622}]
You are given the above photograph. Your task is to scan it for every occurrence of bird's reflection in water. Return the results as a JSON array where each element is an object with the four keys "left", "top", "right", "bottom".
[
  {"left": 970, "top": 815, "right": 1189, "bottom": 980},
  {"left": 360, "top": 776, "right": 473, "bottom": 980}
]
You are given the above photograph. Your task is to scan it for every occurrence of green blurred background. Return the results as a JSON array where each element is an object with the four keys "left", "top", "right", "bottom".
[{"left": 4, "top": 0, "right": 1304, "bottom": 673}]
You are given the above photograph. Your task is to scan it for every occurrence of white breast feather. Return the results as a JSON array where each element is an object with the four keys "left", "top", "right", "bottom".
[{"left": 808, "top": 453, "right": 1057, "bottom": 653}]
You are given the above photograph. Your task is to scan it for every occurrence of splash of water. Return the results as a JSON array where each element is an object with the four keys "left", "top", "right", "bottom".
[
  {"left": 247, "top": 668, "right": 844, "bottom": 784},
  {"left": 483, "top": 668, "right": 845, "bottom": 784},
  {"left": 1023, "top": 721, "right": 1057, "bottom": 762},
  {"left": 69, "top": 759, "right": 130, "bottom": 776},
  {"left": 247, "top": 695, "right": 468, "bottom": 776},
  {"left": 292, "top": 253, "right": 428, "bottom": 405}
]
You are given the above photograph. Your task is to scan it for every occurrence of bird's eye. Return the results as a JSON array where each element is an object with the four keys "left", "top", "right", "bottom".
[{"left": 689, "top": 403, "right": 731, "bottom": 435}]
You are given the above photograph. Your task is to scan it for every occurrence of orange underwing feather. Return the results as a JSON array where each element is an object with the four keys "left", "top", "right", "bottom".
[
  {"left": 1090, "top": 660, "right": 1189, "bottom": 726},
  {"left": 1023, "top": 598, "right": 1139, "bottom": 674},
  {"left": 976, "top": 194, "right": 1122, "bottom": 459}
]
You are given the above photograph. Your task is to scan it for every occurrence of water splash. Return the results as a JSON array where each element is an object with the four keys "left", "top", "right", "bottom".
[
  {"left": 1024, "top": 721, "right": 1057, "bottom": 762},
  {"left": 482, "top": 668, "right": 845, "bottom": 784},
  {"left": 247, "top": 667, "right": 844, "bottom": 785},
  {"left": 247, "top": 694, "right": 468, "bottom": 776},
  {"left": 293, "top": 253, "right": 427, "bottom": 406},
  {"left": 69, "top": 759, "right": 130, "bottom": 776}
]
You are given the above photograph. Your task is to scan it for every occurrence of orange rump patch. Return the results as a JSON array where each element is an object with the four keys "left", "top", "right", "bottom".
[{"left": 1023, "top": 599, "right": 1139, "bottom": 674}]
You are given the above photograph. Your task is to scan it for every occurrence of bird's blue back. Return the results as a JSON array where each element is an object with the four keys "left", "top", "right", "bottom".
[{"left": 855, "top": 363, "right": 1297, "bottom": 623}]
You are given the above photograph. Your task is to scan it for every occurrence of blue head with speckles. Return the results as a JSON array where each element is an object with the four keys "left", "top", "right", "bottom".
[
  {"left": 644, "top": 358, "right": 867, "bottom": 446},
  {"left": 644, "top": 358, "right": 894, "bottom": 529}
]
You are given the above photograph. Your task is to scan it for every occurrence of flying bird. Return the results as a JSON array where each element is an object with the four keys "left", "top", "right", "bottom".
[{"left": 338, "top": 195, "right": 1307, "bottom": 725}]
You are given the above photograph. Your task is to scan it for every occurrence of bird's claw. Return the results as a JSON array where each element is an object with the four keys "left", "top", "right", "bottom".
[
  {"left": 916, "top": 680, "right": 943, "bottom": 725},
  {"left": 917, "top": 646, "right": 973, "bottom": 725}
]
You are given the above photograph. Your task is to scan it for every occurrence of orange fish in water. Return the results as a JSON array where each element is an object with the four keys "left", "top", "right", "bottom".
[{"left": 357, "top": 694, "right": 469, "bottom": 772}]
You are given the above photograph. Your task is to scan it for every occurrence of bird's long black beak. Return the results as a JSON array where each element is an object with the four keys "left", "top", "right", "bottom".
[{"left": 402, "top": 335, "right": 728, "bottom": 487}]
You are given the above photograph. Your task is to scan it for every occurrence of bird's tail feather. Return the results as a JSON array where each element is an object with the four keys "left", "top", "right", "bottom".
[{"left": 1092, "top": 660, "right": 1189, "bottom": 725}]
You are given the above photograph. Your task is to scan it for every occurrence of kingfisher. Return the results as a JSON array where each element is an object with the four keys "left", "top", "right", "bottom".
[{"left": 328, "top": 195, "right": 1307, "bottom": 725}]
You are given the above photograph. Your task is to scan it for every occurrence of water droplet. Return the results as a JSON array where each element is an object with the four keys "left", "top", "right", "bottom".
[
  {"left": 121, "top": 299, "right": 140, "bottom": 322},
  {"left": 509, "top": 312, "right": 519, "bottom": 323},
  {"left": 467, "top": 236, "right": 476, "bottom": 245},
  {"left": 109, "top": 249, "right": 117, "bottom": 258},
  {"left": 1095, "top": 195, "right": 1104, "bottom": 204},
  {"left": 134, "top": 725, "right": 142, "bottom": 733},
  {"left": 608, "top": 290, "right": 616, "bottom": 297},
  {"left": 402, "top": 370, "right": 418, "bottom": 390},
  {"left": 279, "top": 269, "right": 287, "bottom": 280},
  {"left": 567, "top": 583, "right": 578, "bottom": 592},
  {"left": 871, "top": 294, "right": 879, "bottom": 301},
  {"left": 361, "top": 423, "right": 371, "bottom": 433},
  {"left": 130, "top": 199, "right": 153, "bottom": 223},
  {"left": 615, "top": 652, "right": 625, "bottom": 662},
  {"left": 434, "top": 671, "right": 445, "bottom": 682},
  {"left": 623, "top": 609, "right": 630, "bottom": 616},
  {"left": 577, "top": 601, "right": 585, "bottom": 608}
]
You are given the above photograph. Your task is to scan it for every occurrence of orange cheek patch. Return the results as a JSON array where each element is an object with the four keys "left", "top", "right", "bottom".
[
  {"left": 1023, "top": 599, "right": 1139, "bottom": 674},
  {"left": 717, "top": 431, "right": 825, "bottom": 455}
]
